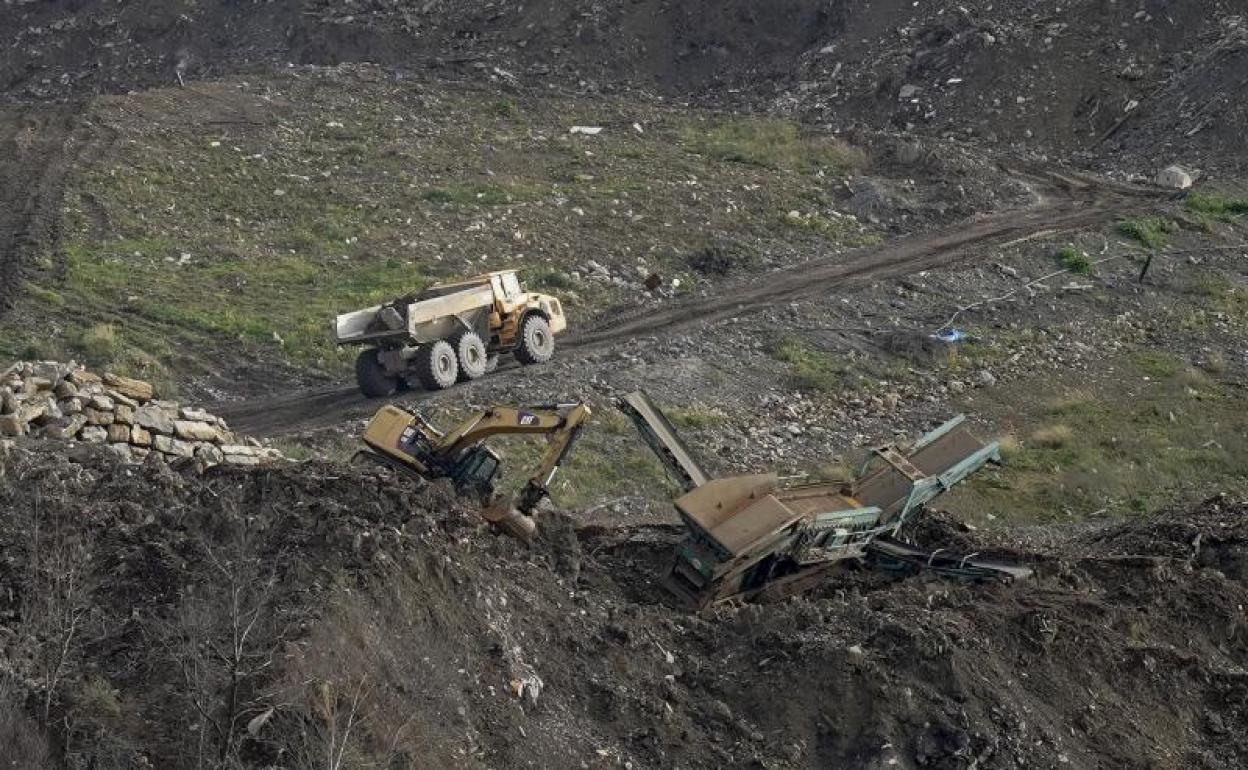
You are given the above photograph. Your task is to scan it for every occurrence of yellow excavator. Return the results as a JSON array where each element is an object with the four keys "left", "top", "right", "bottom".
[{"left": 356, "top": 401, "right": 591, "bottom": 540}]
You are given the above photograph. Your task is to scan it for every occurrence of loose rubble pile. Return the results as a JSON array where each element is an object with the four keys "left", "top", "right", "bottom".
[{"left": 0, "top": 360, "right": 280, "bottom": 467}]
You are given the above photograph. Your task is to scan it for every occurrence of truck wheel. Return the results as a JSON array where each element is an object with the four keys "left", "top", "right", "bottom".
[
  {"left": 355, "top": 349, "right": 399, "bottom": 398},
  {"left": 451, "top": 330, "right": 488, "bottom": 381},
  {"left": 415, "top": 340, "right": 459, "bottom": 390},
  {"left": 514, "top": 314, "right": 555, "bottom": 365}
]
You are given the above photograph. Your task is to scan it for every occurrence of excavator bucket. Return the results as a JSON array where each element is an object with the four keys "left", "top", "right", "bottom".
[{"left": 480, "top": 497, "right": 539, "bottom": 542}]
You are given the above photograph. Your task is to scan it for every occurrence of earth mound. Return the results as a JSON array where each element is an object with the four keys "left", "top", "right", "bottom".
[{"left": 0, "top": 444, "right": 1244, "bottom": 768}]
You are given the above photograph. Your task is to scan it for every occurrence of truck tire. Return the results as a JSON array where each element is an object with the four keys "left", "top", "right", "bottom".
[
  {"left": 355, "top": 349, "right": 399, "bottom": 398},
  {"left": 451, "top": 330, "right": 489, "bottom": 381},
  {"left": 514, "top": 314, "right": 555, "bottom": 365},
  {"left": 415, "top": 340, "right": 459, "bottom": 390}
]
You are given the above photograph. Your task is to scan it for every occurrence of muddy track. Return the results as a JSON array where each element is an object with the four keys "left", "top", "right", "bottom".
[
  {"left": 0, "top": 105, "right": 82, "bottom": 315},
  {"left": 215, "top": 172, "right": 1168, "bottom": 437}
]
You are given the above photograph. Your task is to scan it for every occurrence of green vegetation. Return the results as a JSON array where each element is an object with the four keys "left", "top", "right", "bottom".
[
  {"left": 51, "top": 241, "right": 431, "bottom": 372},
  {"left": 681, "top": 117, "right": 867, "bottom": 172},
  {"left": 947, "top": 355, "right": 1248, "bottom": 523},
  {"left": 489, "top": 433, "right": 676, "bottom": 507},
  {"left": 1184, "top": 191, "right": 1248, "bottom": 218},
  {"left": 490, "top": 99, "right": 518, "bottom": 118},
  {"left": 684, "top": 239, "right": 758, "bottom": 276},
  {"left": 71, "top": 323, "right": 120, "bottom": 366},
  {"left": 526, "top": 266, "right": 575, "bottom": 291},
  {"left": 778, "top": 209, "right": 878, "bottom": 245},
  {"left": 1056, "top": 245, "right": 1092, "bottom": 275},
  {"left": 1132, "top": 350, "right": 1183, "bottom": 379},
  {"left": 0, "top": 76, "right": 878, "bottom": 383},
  {"left": 772, "top": 337, "right": 847, "bottom": 393},
  {"left": 664, "top": 405, "right": 727, "bottom": 430},
  {"left": 1117, "top": 216, "right": 1177, "bottom": 249},
  {"left": 1029, "top": 423, "right": 1074, "bottom": 449}
]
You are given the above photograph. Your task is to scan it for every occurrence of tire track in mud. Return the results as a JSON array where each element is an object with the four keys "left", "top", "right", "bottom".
[
  {"left": 0, "top": 105, "right": 80, "bottom": 314},
  {"left": 215, "top": 174, "right": 1168, "bottom": 437}
]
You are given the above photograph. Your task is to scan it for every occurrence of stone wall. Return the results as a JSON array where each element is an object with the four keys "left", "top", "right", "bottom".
[{"left": 0, "top": 361, "right": 282, "bottom": 467}]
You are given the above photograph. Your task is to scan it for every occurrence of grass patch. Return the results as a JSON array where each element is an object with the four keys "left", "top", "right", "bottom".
[
  {"left": 945, "top": 362, "right": 1248, "bottom": 525},
  {"left": 1117, "top": 217, "right": 1177, "bottom": 249},
  {"left": 1132, "top": 351, "right": 1183, "bottom": 379},
  {"left": 71, "top": 323, "right": 120, "bottom": 366},
  {"left": 778, "top": 209, "right": 867, "bottom": 242},
  {"left": 58, "top": 242, "right": 432, "bottom": 371},
  {"left": 682, "top": 117, "right": 866, "bottom": 172},
  {"left": 1184, "top": 192, "right": 1248, "bottom": 218},
  {"left": 1056, "top": 245, "right": 1092, "bottom": 275},
  {"left": 664, "top": 406, "right": 726, "bottom": 430},
  {"left": 422, "top": 183, "right": 540, "bottom": 206},
  {"left": 685, "top": 239, "right": 758, "bottom": 276},
  {"left": 772, "top": 338, "right": 847, "bottom": 393}
]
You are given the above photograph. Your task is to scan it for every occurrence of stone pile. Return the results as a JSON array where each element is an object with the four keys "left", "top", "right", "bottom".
[{"left": 0, "top": 361, "right": 281, "bottom": 467}]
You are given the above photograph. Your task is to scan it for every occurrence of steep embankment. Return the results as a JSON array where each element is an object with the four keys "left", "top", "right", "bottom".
[{"left": 1, "top": 443, "right": 1245, "bottom": 769}]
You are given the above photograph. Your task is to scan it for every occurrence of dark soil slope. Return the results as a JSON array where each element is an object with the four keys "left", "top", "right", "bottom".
[
  {"left": 4, "top": 0, "right": 1246, "bottom": 170},
  {"left": 1, "top": 443, "right": 1245, "bottom": 769}
]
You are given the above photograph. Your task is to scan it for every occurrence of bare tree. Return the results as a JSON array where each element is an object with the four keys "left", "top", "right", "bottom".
[
  {"left": 18, "top": 490, "right": 95, "bottom": 727},
  {"left": 147, "top": 513, "right": 287, "bottom": 768}
]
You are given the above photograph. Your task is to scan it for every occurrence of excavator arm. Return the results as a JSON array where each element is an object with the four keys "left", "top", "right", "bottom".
[
  {"left": 471, "top": 403, "right": 591, "bottom": 540},
  {"left": 361, "top": 402, "right": 591, "bottom": 541}
]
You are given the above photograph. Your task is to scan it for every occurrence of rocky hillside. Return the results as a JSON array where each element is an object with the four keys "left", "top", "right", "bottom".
[{"left": 4, "top": 0, "right": 1246, "bottom": 169}]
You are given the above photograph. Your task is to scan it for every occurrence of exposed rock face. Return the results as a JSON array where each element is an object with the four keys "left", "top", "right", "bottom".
[{"left": 0, "top": 360, "right": 282, "bottom": 467}]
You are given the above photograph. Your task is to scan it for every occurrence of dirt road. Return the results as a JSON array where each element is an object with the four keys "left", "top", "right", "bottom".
[{"left": 215, "top": 171, "right": 1166, "bottom": 437}]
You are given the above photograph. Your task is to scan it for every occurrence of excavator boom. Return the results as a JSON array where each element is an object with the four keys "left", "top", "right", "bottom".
[{"left": 360, "top": 402, "right": 591, "bottom": 540}]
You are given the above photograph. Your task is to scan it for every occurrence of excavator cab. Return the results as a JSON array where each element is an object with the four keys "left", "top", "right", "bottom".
[{"left": 448, "top": 445, "right": 502, "bottom": 499}]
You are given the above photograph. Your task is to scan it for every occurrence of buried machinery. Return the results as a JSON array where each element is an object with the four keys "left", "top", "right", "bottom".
[
  {"left": 357, "top": 401, "right": 591, "bottom": 541},
  {"left": 355, "top": 392, "right": 1028, "bottom": 609},
  {"left": 616, "top": 391, "right": 1031, "bottom": 608}
]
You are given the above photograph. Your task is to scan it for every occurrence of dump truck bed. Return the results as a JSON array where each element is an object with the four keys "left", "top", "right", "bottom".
[{"left": 335, "top": 284, "right": 495, "bottom": 345}]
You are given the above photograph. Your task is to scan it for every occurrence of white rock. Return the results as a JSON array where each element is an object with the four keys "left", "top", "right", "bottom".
[{"left": 1154, "top": 165, "right": 1193, "bottom": 190}]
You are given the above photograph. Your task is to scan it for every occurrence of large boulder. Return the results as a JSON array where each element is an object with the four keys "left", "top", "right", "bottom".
[
  {"left": 1155, "top": 165, "right": 1193, "bottom": 190},
  {"left": 102, "top": 372, "right": 154, "bottom": 402}
]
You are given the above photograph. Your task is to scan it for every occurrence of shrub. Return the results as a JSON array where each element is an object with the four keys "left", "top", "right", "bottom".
[
  {"left": 527, "top": 266, "right": 575, "bottom": 291},
  {"left": 1056, "top": 245, "right": 1092, "bottom": 275},
  {"left": 1117, "top": 217, "right": 1177, "bottom": 249},
  {"left": 773, "top": 338, "right": 845, "bottom": 393},
  {"left": 685, "top": 240, "right": 756, "bottom": 276},
  {"left": 0, "top": 696, "right": 53, "bottom": 770}
]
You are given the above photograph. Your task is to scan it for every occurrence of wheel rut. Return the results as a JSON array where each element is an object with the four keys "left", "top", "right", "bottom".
[{"left": 214, "top": 174, "right": 1165, "bottom": 437}]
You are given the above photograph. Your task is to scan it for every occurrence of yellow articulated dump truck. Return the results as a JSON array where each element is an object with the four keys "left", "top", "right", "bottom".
[{"left": 335, "top": 269, "right": 567, "bottom": 397}]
